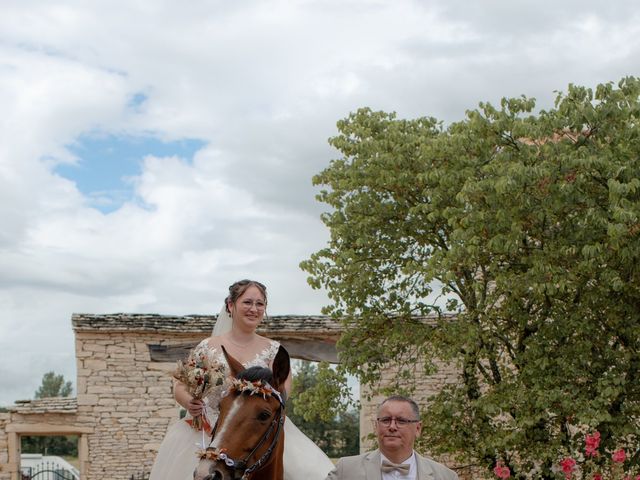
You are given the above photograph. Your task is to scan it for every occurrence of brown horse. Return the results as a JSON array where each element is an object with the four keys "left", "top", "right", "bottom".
[{"left": 193, "top": 345, "right": 290, "bottom": 480}]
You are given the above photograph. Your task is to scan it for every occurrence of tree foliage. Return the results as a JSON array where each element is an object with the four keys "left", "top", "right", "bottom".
[
  {"left": 35, "top": 371, "right": 73, "bottom": 399},
  {"left": 301, "top": 77, "right": 640, "bottom": 478},
  {"left": 22, "top": 371, "right": 77, "bottom": 456},
  {"left": 287, "top": 361, "right": 359, "bottom": 458}
]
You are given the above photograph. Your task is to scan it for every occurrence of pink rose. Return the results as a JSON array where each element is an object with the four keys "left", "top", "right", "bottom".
[
  {"left": 585, "top": 431, "right": 601, "bottom": 457},
  {"left": 560, "top": 458, "right": 577, "bottom": 479},
  {"left": 612, "top": 448, "right": 626, "bottom": 463},
  {"left": 493, "top": 462, "right": 511, "bottom": 479},
  {"left": 592, "top": 475, "right": 602, "bottom": 480}
]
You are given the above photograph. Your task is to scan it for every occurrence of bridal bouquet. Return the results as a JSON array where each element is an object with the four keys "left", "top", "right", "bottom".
[{"left": 173, "top": 344, "right": 226, "bottom": 432}]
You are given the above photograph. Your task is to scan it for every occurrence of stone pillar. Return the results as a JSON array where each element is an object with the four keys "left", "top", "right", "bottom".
[
  {"left": 78, "top": 434, "right": 88, "bottom": 479},
  {"left": 0, "top": 413, "right": 11, "bottom": 480},
  {"left": 7, "top": 431, "right": 18, "bottom": 480}
]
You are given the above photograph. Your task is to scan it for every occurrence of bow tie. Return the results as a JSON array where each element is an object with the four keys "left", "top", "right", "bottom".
[{"left": 381, "top": 460, "right": 410, "bottom": 475}]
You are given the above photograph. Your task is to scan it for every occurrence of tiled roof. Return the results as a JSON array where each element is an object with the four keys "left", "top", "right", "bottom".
[
  {"left": 72, "top": 312, "right": 453, "bottom": 335},
  {"left": 71, "top": 313, "right": 343, "bottom": 336},
  {"left": 9, "top": 397, "right": 77, "bottom": 414}
]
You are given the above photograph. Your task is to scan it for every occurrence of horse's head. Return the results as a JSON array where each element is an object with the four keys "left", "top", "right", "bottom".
[{"left": 193, "top": 345, "right": 290, "bottom": 480}]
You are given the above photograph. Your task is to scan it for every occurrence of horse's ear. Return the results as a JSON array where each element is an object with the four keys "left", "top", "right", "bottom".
[
  {"left": 272, "top": 345, "right": 290, "bottom": 391},
  {"left": 221, "top": 345, "right": 244, "bottom": 377}
]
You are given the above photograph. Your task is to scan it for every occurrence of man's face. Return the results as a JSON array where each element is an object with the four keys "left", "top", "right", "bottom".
[{"left": 375, "top": 400, "right": 422, "bottom": 457}]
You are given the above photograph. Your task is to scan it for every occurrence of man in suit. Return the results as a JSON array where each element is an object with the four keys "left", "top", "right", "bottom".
[{"left": 325, "top": 395, "right": 459, "bottom": 480}]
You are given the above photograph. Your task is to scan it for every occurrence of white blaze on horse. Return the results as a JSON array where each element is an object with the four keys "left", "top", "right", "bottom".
[{"left": 193, "top": 345, "right": 290, "bottom": 480}]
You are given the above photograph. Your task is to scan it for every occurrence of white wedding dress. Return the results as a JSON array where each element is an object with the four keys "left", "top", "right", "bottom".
[{"left": 149, "top": 336, "right": 335, "bottom": 480}]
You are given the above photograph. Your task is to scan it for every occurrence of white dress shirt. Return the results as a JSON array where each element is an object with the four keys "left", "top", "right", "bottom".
[{"left": 380, "top": 452, "right": 417, "bottom": 480}]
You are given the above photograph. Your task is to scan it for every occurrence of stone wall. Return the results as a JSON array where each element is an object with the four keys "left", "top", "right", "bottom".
[
  {"left": 0, "top": 413, "right": 9, "bottom": 480},
  {"left": 74, "top": 330, "right": 193, "bottom": 478},
  {"left": 1, "top": 398, "right": 93, "bottom": 480},
  {"left": 71, "top": 313, "right": 343, "bottom": 479},
  {"left": 68, "top": 312, "right": 342, "bottom": 479}
]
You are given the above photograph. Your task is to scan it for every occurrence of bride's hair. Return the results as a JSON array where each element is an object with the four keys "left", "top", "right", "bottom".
[{"left": 225, "top": 279, "right": 267, "bottom": 313}]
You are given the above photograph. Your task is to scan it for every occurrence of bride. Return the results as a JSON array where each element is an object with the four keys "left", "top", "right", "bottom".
[{"left": 149, "top": 279, "right": 335, "bottom": 480}]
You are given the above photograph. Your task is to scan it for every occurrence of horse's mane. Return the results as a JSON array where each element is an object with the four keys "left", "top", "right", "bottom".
[{"left": 237, "top": 366, "right": 274, "bottom": 385}]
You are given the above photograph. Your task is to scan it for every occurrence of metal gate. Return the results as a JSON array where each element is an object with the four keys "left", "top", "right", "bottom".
[{"left": 21, "top": 461, "right": 77, "bottom": 480}]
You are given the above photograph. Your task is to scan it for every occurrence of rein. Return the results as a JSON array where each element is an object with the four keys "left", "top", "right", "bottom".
[{"left": 199, "top": 379, "right": 286, "bottom": 480}]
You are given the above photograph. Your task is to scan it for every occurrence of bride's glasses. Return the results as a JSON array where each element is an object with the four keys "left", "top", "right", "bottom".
[{"left": 240, "top": 300, "right": 267, "bottom": 311}]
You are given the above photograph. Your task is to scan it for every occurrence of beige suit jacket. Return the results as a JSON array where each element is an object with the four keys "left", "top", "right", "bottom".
[{"left": 325, "top": 450, "right": 459, "bottom": 480}]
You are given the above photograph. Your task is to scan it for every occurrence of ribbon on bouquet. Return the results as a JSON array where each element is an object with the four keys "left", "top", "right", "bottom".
[{"left": 185, "top": 403, "right": 215, "bottom": 448}]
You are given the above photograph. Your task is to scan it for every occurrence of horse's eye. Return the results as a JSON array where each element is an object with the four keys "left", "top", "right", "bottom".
[{"left": 257, "top": 410, "right": 271, "bottom": 422}]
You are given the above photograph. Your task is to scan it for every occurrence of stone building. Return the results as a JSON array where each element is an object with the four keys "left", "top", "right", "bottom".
[
  {"left": 0, "top": 313, "right": 341, "bottom": 480},
  {"left": 0, "top": 313, "right": 469, "bottom": 480}
]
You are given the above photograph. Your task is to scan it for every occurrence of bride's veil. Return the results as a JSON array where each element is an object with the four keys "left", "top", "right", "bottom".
[{"left": 212, "top": 305, "right": 232, "bottom": 336}]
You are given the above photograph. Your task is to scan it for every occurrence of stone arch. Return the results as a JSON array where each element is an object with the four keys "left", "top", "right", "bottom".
[{"left": 1, "top": 397, "right": 92, "bottom": 480}]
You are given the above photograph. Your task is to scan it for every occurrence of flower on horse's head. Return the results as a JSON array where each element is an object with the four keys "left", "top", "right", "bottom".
[
  {"left": 196, "top": 447, "right": 228, "bottom": 461},
  {"left": 229, "top": 378, "right": 279, "bottom": 400}
]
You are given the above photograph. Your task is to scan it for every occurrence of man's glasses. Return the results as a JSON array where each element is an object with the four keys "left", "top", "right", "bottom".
[
  {"left": 240, "top": 300, "right": 267, "bottom": 311},
  {"left": 376, "top": 417, "right": 420, "bottom": 427}
]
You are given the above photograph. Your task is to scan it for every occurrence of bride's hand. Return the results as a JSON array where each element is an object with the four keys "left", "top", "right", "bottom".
[{"left": 187, "top": 398, "right": 204, "bottom": 417}]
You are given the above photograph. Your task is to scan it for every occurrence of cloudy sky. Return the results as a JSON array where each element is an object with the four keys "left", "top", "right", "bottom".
[{"left": 1, "top": 0, "right": 638, "bottom": 407}]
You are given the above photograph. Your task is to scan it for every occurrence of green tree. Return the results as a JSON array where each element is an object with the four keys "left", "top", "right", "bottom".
[
  {"left": 301, "top": 77, "right": 640, "bottom": 478},
  {"left": 287, "top": 361, "right": 359, "bottom": 458},
  {"left": 35, "top": 371, "right": 73, "bottom": 398},
  {"left": 22, "top": 372, "right": 77, "bottom": 456}
]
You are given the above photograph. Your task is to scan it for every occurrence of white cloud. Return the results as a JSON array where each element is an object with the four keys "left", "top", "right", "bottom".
[{"left": 1, "top": 0, "right": 640, "bottom": 405}]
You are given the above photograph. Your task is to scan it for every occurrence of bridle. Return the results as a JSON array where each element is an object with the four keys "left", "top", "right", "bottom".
[{"left": 198, "top": 378, "right": 286, "bottom": 480}]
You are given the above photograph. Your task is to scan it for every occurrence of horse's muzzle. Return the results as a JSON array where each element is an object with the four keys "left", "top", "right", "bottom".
[
  {"left": 203, "top": 473, "right": 223, "bottom": 480},
  {"left": 194, "top": 461, "right": 239, "bottom": 480}
]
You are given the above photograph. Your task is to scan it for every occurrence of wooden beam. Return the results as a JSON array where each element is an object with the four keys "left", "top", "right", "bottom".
[
  {"left": 278, "top": 339, "right": 338, "bottom": 363},
  {"left": 6, "top": 424, "right": 93, "bottom": 434},
  {"left": 148, "top": 343, "right": 193, "bottom": 362},
  {"left": 148, "top": 339, "right": 339, "bottom": 363}
]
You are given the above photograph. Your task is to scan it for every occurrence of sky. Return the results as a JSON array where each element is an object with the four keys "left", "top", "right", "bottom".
[{"left": 1, "top": 0, "right": 639, "bottom": 407}]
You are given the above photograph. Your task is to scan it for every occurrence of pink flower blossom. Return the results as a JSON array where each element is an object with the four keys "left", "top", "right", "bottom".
[
  {"left": 560, "top": 458, "right": 577, "bottom": 479},
  {"left": 592, "top": 474, "right": 602, "bottom": 480},
  {"left": 493, "top": 462, "right": 511, "bottom": 479},
  {"left": 585, "top": 431, "right": 601, "bottom": 457},
  {"left": 612, "top": 449, "right": 626, "bottom": 463}
]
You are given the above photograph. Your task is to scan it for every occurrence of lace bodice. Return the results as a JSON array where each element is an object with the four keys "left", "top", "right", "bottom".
[
  {"left": 191, "top": 338, "right": 281, "bottom": 410},
  {"left": 200, "top": 338, "right": 280, "bottom": 370}
]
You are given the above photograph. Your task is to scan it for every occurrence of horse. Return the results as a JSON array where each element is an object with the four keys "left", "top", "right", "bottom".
[{"left": 193, "top": 345, "right": 290, "bottom": 480}]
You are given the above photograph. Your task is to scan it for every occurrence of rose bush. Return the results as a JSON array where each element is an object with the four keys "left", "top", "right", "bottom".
[{"left": 493, "top": 431, "right": 639, "bottom": 479}]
